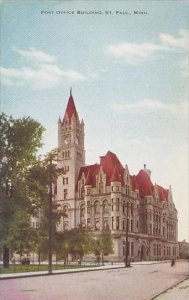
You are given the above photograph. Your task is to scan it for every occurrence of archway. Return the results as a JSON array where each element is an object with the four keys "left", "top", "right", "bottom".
[{"left": 141, "top": 244, "right": 147, "bottom": 260}]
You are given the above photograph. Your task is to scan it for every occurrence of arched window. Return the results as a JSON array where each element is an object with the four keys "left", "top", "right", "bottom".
[
  {"left": 94, "top": 201, "right": 100, "bottom": 214},
  {"left": 103, "top": 200, "right": 109, "bottom": 214},
  {"left": 80, "top": 204, "right": 85, "bottom": 218}
]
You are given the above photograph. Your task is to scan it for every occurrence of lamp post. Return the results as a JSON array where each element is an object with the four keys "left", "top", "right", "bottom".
[
  {"left": 124, "top": 201, "right": 129, "bottom": 268},
  {"left": 0, "top": 156, "right": 11, "bottom": 268},
  {"left": 47, "top": 152, "right": 66, "bottom": 275},
  {"left": 48, "top": 154, "right": 53, "bottom": 275}
]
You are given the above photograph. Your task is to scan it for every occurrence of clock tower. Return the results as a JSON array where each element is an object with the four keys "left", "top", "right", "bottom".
[{"left": 57, "top": 89, "right": 85, "bottom": 207}]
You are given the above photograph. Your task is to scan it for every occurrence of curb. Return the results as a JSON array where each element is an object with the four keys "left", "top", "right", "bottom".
[
  {"left": 0, "top": 265, "right": 127, "bottom": 280},
  {"left": 150, "top": 276, "right": 189, "bottom": 299},
  {"left": 0, "top": 261, "right": 172, "bottom": 280}
]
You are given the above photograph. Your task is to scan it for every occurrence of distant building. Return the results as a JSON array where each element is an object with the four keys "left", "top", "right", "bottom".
[
  {"left": 179, "top": 240, "right": 189, "bottom": 259},
  {"left": 55, "top": 90, "right": 178, "bottom": 261}
]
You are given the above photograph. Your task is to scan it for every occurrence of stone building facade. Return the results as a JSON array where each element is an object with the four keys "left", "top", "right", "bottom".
[{"left": 55, "top": 90, "right": 179, "bottom": 261}]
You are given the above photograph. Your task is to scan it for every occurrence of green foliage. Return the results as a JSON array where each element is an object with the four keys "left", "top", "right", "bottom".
[
  {"left": 94, "top": 229, "right": 114, "bottom": 263},
  {"left": 0, "top": 113, "right": 45, "bottom": 261},
  {"left": 54, "top": 227, "right": 94, "bottom": 261}
]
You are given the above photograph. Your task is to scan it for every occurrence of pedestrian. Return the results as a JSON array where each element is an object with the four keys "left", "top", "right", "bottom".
[{"left": 171, "top": 259, "right": 175, "bottom": 266}]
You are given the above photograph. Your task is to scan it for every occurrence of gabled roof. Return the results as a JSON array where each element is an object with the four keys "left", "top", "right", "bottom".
[
  {"left": 136, "top": 170, "right": 153, "bottom": 198},
  {"left": 77, "top": 164, "right": 100, "bottom": 188},
  {"left": 77, "top": 151, "right": 124, "bottom": 188},
  {"left": 100, "top": 151, "right": 124, "bottom": 186}
]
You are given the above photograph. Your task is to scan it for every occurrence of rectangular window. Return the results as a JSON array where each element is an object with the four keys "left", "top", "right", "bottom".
[
  {"left": 136, "top": 220, "right": 139, "bottom": 229},
  {"left": 116, "top": 198, "right": 119, "bottom": 211},
  {"left": 64, "top": 189, "right": 68, "bottom": 199},
  {"left": 112, "top": 217, "right": 114, "bottom": 230},
  {"left": 116, "top": 216, "right": 119, "bottom": 230},
  {"left": 116, "top": 186, "right": 119, "bottom": 191},
  {"left": 131, "top": 220, "right": 133, "bottom": 232}
]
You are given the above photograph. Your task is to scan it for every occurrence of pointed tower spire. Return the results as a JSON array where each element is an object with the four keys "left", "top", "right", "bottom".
[{"left": 63, "top": 89, "right": 78, "bottom": 124}]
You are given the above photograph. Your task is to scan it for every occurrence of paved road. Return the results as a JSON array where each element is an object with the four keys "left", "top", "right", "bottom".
[{"left": 0, "top": 261, "right": 188, "bottom": 300}]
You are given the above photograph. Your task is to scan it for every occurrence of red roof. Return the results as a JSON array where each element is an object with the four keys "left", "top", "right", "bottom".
[
  {"left": 76, "top": 151, "right": 169, "bottom": 200},
  {"left": 77, "top": 151, "right": 124, "bottom": 188},
  {"left": 130, "top": 175, "right": 139, "bottom": 190},
  {"left": 136, "top": 170, "right": 153, "bottom": 198},
  {"left": 157, "top": 185, "right": 168, "bottom": 201},
  {"left": 77, "top": 164, "right": 99, "bottom": 189},
  {"left": 100, "top": 151, "right": 124, "bottom": 186},
  {"left": 63, "top": 94, "right": 78, "bottom": 124},
  {"left": 111, "top": 166, "right": 122, "bottom": 182}
]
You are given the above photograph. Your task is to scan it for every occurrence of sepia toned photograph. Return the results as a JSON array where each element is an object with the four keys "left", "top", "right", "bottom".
[{"left": 0, "top": 0, "right": 189, "bottom": 299}]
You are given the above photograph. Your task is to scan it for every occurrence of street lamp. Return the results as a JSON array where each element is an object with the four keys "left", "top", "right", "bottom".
[
  {"left": 124, "top": 201, "right": 129, "bottom": 268},
  {"left": 0, "top": 155, "right": 11, "bottom": 268},
  {"left": 47, "top": 153, "right": 66, "bottom": 275}
]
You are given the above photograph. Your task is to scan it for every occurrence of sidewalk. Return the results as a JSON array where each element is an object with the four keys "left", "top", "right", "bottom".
[
  {"left": 0, "top": 260, "right": 170, "bottom": 280},
  {"left": 152, "top": 278, "right": 189, "bottom": 300}
]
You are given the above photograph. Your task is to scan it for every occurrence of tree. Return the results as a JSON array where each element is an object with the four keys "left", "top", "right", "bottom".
[
  {"left": 67, "top": 226, "right": 94, "bottom": 261},
  {"left": 94, "top": 229, "right": 114, "bottom": 265},
  {"left": 0, "top": 113, "right": 44, "bottom": 267}
]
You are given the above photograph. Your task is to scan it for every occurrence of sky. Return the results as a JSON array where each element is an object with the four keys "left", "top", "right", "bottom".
[{"left": 1, "top": 0, "right": 189, "bottom": 242}]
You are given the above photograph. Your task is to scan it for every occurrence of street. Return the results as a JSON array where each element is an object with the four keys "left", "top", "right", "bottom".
[{"left": 0, "top": 261, "right": 188, "bottom": 300}]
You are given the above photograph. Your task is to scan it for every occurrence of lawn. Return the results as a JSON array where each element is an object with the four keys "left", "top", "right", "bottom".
[{"left": 0, "top": 263, "right": 98, "bottom": 274}]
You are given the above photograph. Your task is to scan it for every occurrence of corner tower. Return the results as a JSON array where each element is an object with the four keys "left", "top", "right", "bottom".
[{"left": 57, "top": 89, "right": 85, "bottom": 202}]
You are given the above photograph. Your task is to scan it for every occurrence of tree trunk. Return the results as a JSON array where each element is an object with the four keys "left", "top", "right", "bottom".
[{"left": 3, "top": 246, "right": 9, "bottom": 268}]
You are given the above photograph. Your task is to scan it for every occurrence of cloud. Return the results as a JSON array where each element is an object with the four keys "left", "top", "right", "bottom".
[
  {"left": 159, "top": 30, "right": 189, "bottom": 51},
  {"left": 1, "top": 47, "right": 87, "bottom": 90},
  {"left": 111, "top": 98, "right": 188, "bottom": 115},
  {"left": 13, "top": 47, "right": 57, "bottom": 64},
  {"left": 104, "top": 42, "right": 163, "bottom": 65},
  {"left": 1, "top": 65, "right": 87, "bottom": 90},
  {"left": 104, "top": 29, "right": 188, "bottom": 65}
]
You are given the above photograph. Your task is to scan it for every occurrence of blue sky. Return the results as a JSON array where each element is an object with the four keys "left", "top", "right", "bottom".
[{"left": 1, "top": 0, "right": 189, "bottom": 241}]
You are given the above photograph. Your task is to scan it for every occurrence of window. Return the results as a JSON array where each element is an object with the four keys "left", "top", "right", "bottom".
[
  {"left": 63, "top": 177, "right": 68, "bottom": 185},
  {"left": 116, "top": 198, "right": 119, "bottom": 211},
  {"left": 99, "top": 182, "right": 103, "bottom": 193},
  {"left": 131, "top": 204, "right": 134, "bottom": 215},
  {"left": 95, "top": 219, "right": 100, "bottom": 230},
  {"left": 116, "top": 186, "right": 119, "bottom": 192},
  {"left": 116, "top": 216, "right": 119, "bottom": 230},
  {"left": 131, "top": 220, "right": 133, "bottom": 232},
  {"left": 64, "top": 189, "right": 68, "bottom": 199},
  {"left": 94, "top": 201, "right": 100, "bottom": 214},
  {"left": 63, "top": 205, "right": 68, "bottom": 216},
  {"left": 136, "top": 220, "right": 139, "bottom": 229},
  {"left": 87, "top": 207, "right": 91, "bottom": 214},
  {"left": 103, "top": 218, "right": 109, "bottom": 229},
  {"left": 112, "top": 217, "right": 114, "bottom": 230},
  {"left": 80, "top": 205, "right": 85, "bottom": 218},
  {"left": 103, "top": 200, "right": 109, "bottom": 213}
]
